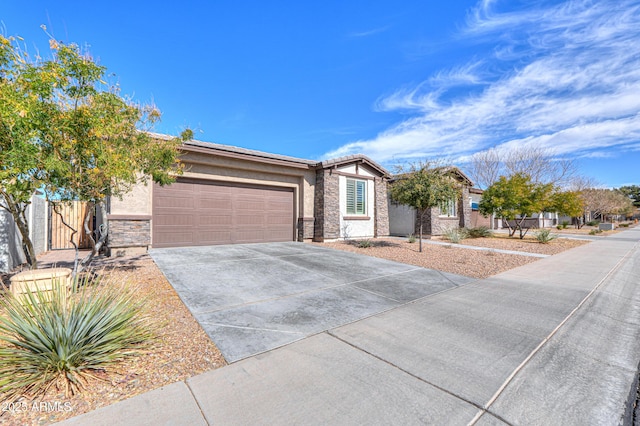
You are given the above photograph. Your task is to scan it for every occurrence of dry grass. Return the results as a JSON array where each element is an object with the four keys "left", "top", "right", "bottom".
[{"left": 0, "top": 256, "right": 226, "bottom": 426}]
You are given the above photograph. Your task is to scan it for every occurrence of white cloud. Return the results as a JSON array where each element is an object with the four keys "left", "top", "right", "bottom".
[
  {"left": 324, "top": 0, "right": 640, "bottom": 167},
  {"left": 348, "top": 25, "right": 391, "bottom": 38}
]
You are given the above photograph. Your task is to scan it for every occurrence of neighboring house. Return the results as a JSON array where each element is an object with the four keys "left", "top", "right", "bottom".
[
  {"left": 0, "top": 193, "right": 48, "bottom": 273},
  {"left": 469, "top": 187, "right": 492, "bottom": 229},
  {"left": 106, "top": 134, "right": 390, "bottom": 254},
  {"left": 388, "top": 168, "right": 473, "bottom": 237}
]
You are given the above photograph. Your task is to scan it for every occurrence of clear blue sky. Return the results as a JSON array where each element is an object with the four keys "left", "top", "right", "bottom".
[{"left": 2, "top": 0, "right": 639, "bottom": 188}]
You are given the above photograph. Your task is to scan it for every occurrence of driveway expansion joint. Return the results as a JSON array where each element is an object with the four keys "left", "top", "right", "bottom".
[
  {"left": 184, "top": 379, "right": 210, "bottom": 426},
  {"left": 324, "top": 331, "right": 495, "bottom": 418}
]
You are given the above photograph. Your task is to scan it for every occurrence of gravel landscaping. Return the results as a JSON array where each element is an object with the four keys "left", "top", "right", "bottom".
[
  {"left": 314, "top": 235, "right": 590, "bottom": 279},
  {"left": 1, "top": 256, "right": 226, "bottom": 426},
  {"left": 1, "top": 233, "right": 590, "bottom": 425}
]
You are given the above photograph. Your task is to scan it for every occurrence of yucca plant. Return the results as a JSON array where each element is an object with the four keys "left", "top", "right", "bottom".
[
  {"left": 443, "top": 227, "right": 468, "bottom": 244},
  {"left": 534, "top": 228, "right": 558, "bottom": 244},
  {"left": 0, "top": 273, "right": 154, "bottom": 399}
]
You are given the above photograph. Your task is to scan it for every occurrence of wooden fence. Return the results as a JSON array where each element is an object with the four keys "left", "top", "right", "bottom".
[{"left": 49, "top": 201, "right": 94, "bottom": 250}]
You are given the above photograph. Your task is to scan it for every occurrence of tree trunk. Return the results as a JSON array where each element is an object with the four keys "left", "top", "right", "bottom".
[
  {"left": 51, "top": 202, "right": 79, "bottom": 276},
  {"left": 517, "top": 216, "right": 530, "bottom": 239},
  {"left": 1, "top": 193, "right": 37, "bottom": 269},
  {"left": 418, "top": 209, "right": 427, "bottom": 252},
  {"left": 504, "top": 218, "right": 516, "bottom": 237},
  {"left": 80, "top": 200, "right": 108, "bottom": 270}
]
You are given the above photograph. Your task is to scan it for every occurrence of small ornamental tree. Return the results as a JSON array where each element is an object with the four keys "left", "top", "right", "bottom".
[
  {"left": 389, "top": 162, "right": 460, "bottom": 252},
  {"left": 547, "top": 190, "right": 584, "bottom": 228},
  {"left": 0, "top": 33, "right": 189, "bottom": 271},
  {"left": 479, "top": 173, "right": 552, "bottom": 239}
]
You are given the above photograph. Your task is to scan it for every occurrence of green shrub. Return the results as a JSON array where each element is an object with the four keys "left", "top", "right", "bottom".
[
  {"left": 407, "top": 234, "right": 417, "bottom": 243},
  {"left": 534, "top": 228, "right": 558, "bottom": 244},
  {"left": 466, "top": 226, "right": 493, "bottom": 238},
  {"left": 587, "top": 220, "right": 600, "bottom": 227},
  {"left": 619, "top": 223, "right": 630, "bottom": 227},
  {"left": 0, "top": 273, "right": 153, "bottom": 398},
  {"left": 561, "top": 221, "right": 570, "bottom": 229},
  {"left": 443, "top": 228, "right": 468, "bottom": 244},
  {"left": 589, "top": 229, "right": 603, "bottom": 235},
  {"left": 356, "top": 239, "right": 372, "bottom": 248}
]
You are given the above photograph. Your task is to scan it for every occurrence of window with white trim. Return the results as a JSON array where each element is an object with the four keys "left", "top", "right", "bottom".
[
  {"left": 439, "top": 198, "right": 458, "bottom": 217},
  {"left": 346, "top": 178, "right": 367, "bottom": 215}
]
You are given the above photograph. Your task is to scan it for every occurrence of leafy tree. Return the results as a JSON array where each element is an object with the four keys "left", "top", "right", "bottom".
[
  {"left": 618, "top": 185, "right": 640, "bottom": 208},
  {"left": 0, "top": 33, "right": 188, "bottom": 271},
  {"left": 479, "top": 173, "right": 553, "bottom": 239},
  {"left": 546, "top": 190, "right": 584, "bottom": 228},
  {"left": 581, "top": 188, "right": 634, "bottom": 223},
  {"left": 389, "top": 162, "right": 461, "bottom": 252}
]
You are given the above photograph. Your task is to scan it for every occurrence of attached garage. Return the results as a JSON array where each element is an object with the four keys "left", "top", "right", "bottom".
[
  {"left": 152, "top": 179, "right": 295, "bottom": 248},
  {"left": 107, "top": 136, "right": 390, "bottom": 255}
]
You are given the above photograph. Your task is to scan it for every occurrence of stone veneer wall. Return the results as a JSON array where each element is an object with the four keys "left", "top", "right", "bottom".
[
  {"left": 415, "top": 209, "right": 433, "bottom": 236},
  {"left": 374, "top": 178, "right": 390, "bottom": 237},
  {"left": 297, "top": 217, "right": 315, "bottom": 241},
  {"left": 414, "top": 186, "right": 471, "bottom": 236},
  {"left": 108, "top": 218, "right": 150, "bottom": 248},
  {"left": 313, "top": 169, "right": 340, "bottom": 241},
  {"left": 459, "top": 186, "right": 471, "bottom": 229}
]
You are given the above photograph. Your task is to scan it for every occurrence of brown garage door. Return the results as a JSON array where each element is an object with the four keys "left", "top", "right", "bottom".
[{"left": 152, "top": 179, "right": 294, "bottom": 248}]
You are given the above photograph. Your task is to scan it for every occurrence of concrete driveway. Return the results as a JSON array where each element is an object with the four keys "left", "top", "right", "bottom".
[
  {"left": 60, "top": 229, "right": 640, "bottom": 425},
  {"left": 150, "top": 242, "right": 474, "bottom": 362}
]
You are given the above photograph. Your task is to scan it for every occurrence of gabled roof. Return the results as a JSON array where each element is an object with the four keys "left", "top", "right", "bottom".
[
  {"left": 320, "top": 154, "right": 390, "bottom": 177},
  {"left": 148, "top": 132, "right": 391, "bottom": 176},
  {"left": 148, "top": 132, "right": 317, "bottom": 169},
  {"left": 441, "top": 166, "right": 474, "bottom": 186},
  {"left": 391, "top": 166, "right": 474, "bottom": 186}
]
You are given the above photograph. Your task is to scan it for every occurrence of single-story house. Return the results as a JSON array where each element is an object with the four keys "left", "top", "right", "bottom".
[
  {"left": 469, "top": 187, "right": 492, "bottom": 229},
  {"left": 107, "top": 134, "right": 390, "bottom": 255},
  {"left": 388, "top": 168, "right": 474, "bottom": 237}
]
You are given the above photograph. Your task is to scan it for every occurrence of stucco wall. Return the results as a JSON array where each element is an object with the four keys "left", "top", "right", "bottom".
[
  {"left": 109, "top": 150, "right": 318, "bottom": 248},
  {"left": 28, "top": 195, "right": 48, "bottom": 256},
  {"left": 0, "top": 208, "right": 24, "bottom": 273},
  {"left": 337, "top": 164, "right": 376, "bottom": 239},
  {"left": 109, "top": 178, "right": 153, "bottom": 216},
  {"left": 389, "top": 201, "right": 415, "bottom": 236},
  {"left": 0, "top": 194, "right": 48, "bottom": 273}
]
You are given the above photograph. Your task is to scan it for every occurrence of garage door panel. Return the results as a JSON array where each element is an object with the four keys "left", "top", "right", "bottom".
[
  {"left": 267, "top": 216, "right": 292, "bottom": 225},
  {"left": 199, "top": 230, "right": 233, "bottom": 245},
  {"left": 198, "top": 197, "right": 233, "bottom": 209},
  {"left": 153, "top": 180, "right": 294, "bottom": 248},
  {"left": 199, "top": 214, "right": 233, "bottom": 226},
  {"left": 154, "top": 214, "right": 196, "bottom": 226},
  {"left": 154, "top": 230, "right": 196, "bottom": 245},
  {"left": 155, "top": 195, "right": 196, "bottom": 209},
  {"left": 236, "top": 214, "right": 265, "bottom": 225}
]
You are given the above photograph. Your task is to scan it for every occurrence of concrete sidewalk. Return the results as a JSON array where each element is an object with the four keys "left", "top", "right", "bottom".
[{"left": 58, "top": 228, "right": 640, "bottom": 425}]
